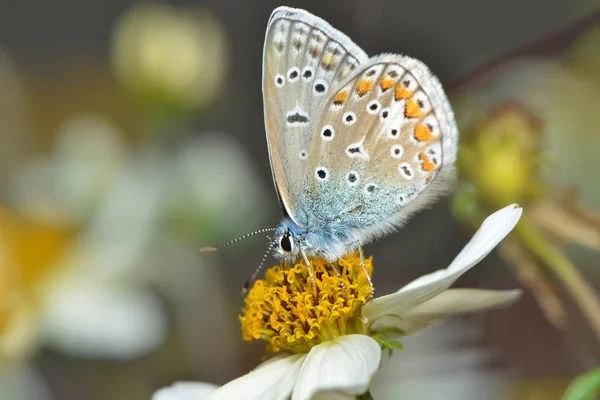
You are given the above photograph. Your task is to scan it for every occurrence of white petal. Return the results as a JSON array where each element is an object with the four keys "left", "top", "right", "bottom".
[
  {"left": 204, "top": 354, "right": 304, "bottom": 400},
  {"left": 363, "top": 205, "right": 522, "bottom": 322},
  {"left": 445, "top": 205, "right": 523, "bottom": 277},
  {"left": 371, "top": 289, "right": 522, "bottom": 335},
  {"left": 153, "top": 382, "right": 218, "bottom": 400},
  {"left": 292, "top": 335, "right": 381, "bottom": 400},
  {"left": 73, "top": 157, "right": 167, "bottom": 280},
  {"left": 52, "top": 115, "right": 128, "bottom": 222},
  {"left": 41, "top": 281, "right": 166, "bottom": 360}
]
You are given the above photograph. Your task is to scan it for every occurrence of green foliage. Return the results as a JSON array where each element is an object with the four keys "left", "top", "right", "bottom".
[
  {"left": 372, "top": 333, "right": 404, "bottom": 356},
  {"left": 562, "top": 368, "right": 600, "bottom": 400}
]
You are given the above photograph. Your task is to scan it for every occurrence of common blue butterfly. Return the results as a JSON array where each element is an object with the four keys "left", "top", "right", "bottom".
[{"left": 204, "top": 6, "right": 458, "bottom": 288}]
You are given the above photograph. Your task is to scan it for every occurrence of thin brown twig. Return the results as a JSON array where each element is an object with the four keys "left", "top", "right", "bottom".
[
  {"left": 499, "top": 239, "right": 566, "bottom": 329},
  {"left": 517, "top": 216, "right": 600, "bottom": 341},
  {"left": 450, "top": 7, "right": 600, "bottom": 94}
]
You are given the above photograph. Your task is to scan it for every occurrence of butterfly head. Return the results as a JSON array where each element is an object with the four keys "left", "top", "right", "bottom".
[
  {"left": 273, "top": 220, "right": 302, "bottom": 261},
  {"left": 273, "top": 216, "right": 359, "bottom": 263}
]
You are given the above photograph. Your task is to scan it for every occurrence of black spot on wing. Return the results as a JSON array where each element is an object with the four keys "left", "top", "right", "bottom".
[{"left": 286, "top": 113, "right": 309, "bottom": 124}]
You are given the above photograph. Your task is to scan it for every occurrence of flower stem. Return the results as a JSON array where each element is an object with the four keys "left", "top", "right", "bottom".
[{"left": 516, "top": 215, "right": 600, "bottom": 340}]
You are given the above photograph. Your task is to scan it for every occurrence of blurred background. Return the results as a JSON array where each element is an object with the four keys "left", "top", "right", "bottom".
[{"left": 1, "top": 0, "right": 600, "bottom": 399}]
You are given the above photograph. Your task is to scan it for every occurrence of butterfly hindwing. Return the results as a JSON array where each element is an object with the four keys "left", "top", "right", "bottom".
[
  {"left": 303, "top": 54, "right": 458, "bottom": 241},
  {"left": 263, "top": 6, "right": 368, "bottom": 224}
]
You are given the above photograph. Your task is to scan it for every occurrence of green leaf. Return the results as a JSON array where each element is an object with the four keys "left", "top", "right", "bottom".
[
  {"left": 562, "top": 368, "right": 600, "bottom": 400},
  {"left": 372, "top": 333, "right": 404, "bottom": 356}
]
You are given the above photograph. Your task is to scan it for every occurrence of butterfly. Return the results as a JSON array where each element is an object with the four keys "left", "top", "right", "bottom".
[
  {"left": 264, "top": 7, "right": 458, "bottom": 261},
  {"left": 204, "top": 6, "right": 458, "bottom": 288}
]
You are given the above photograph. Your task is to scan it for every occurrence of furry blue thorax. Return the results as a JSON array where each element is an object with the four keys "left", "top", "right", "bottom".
[{"left": 273, "top": 216, "right": 358, "bottom": 263}]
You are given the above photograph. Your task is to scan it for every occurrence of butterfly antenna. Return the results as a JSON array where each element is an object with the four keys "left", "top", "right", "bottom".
[
  {"left": 241, "top": 239, "right": 276, "bottom": 296},
  {"left": 200, "top": 228, "right": 277, "bottom": 253}
]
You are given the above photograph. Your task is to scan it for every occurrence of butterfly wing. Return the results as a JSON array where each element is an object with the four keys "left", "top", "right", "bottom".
[
  {"left": 263, "top": 6, "right": 368, "bottom": 224},
  {"left": 304, "top": 54, "right": 458, "bottom": 243}
]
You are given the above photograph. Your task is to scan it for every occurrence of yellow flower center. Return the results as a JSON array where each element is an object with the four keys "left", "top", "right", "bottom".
[{"left": 240, "top": 253, "right": 373, "bottom": 354}]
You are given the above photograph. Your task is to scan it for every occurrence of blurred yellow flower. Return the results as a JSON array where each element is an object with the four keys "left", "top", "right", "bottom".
[
  {"left": 0, "top": 207, "right": 73, "bottom": 363},
  {"left": 452, "top": 30, "right": 600, "bottom": 341},
  {"left": 457, "top": 105, "right": 545, "bottom": 208}
]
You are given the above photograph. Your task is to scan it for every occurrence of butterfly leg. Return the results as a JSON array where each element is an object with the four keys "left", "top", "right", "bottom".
[
  {"left": 301, "top": 248, "right": 318, "bottom": 299},
  {"left": 241, "top": 237, "right": 276, "bottom": 297},
  {"left": 328, "top": 262, "right": 347, "bottom": 291},
  {"left": 357, "top": 244, "right": 374, "bottom": 298}
]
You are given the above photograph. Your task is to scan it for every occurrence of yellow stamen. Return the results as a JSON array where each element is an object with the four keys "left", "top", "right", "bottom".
[{"left": 240, "top": 253, "right": 373, "bottom": 354}]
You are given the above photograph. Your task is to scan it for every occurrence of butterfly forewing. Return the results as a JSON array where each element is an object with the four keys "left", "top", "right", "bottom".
[
  {"left": 263, "top": 6, "right": 368, "bottom": 224},
  {"left": 304, "top": 54, "right": 458, "bottom": 236}
]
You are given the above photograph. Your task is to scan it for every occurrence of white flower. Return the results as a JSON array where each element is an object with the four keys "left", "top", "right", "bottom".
[
  {"left": 2, "top": 122, "right": 267, "bottom": 363},
  {"left": 154, "top": 204, "right": 523, "bottom": 400},
  {"left": 111, "top": 3, "right": 229, "bottom": 110}
]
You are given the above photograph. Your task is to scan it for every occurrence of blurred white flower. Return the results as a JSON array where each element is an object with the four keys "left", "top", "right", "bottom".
[
  {"left": 2, "top": 116, "right": 267, "bottom": 363},
  {"left": 165, "top": 134, "right": 270, "bottom": 242},
  {"left": 111, "top": 3, "right": 229, "bottom": 111},
  {"left": 153, "top": 205, "right": 523, "bottom": 400},
  {"left": 32, "top": 146, "right": 167, "bottom": 360},
  {"left": 10, "top": 113, "right": 128, "bottom": 225}
]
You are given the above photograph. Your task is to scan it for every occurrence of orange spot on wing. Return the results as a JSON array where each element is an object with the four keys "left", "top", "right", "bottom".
[
  {"left": 395, "top": 85, "right": 411, "bottom": 100},
  {"left": 414, "top": 124, "right": 433, "bottom": 142},
  {"left": 423, "top": 159, "right": 436, "bottom": 172},
  {"left": 356, "top": 79, "right": 374, "bottom": 96},
  {"left": 380, "top": 77, "right": 395, "bottom": 91},
  {"left": 419, "top": 152, "right": 436, "bottom": 172},
  {"left": 405, "top": 98, "right": 423, "bottom": 118},
  {"left": 426, "top": 175, "right": 434, "bottom": 182},
  {"left": 333, "top": 90, "right": 349, "bottom": 105}
]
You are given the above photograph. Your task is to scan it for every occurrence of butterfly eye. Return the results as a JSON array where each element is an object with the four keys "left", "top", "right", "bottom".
[{"left": 279, "top": 232, "right": 294, "bottom": 253}]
